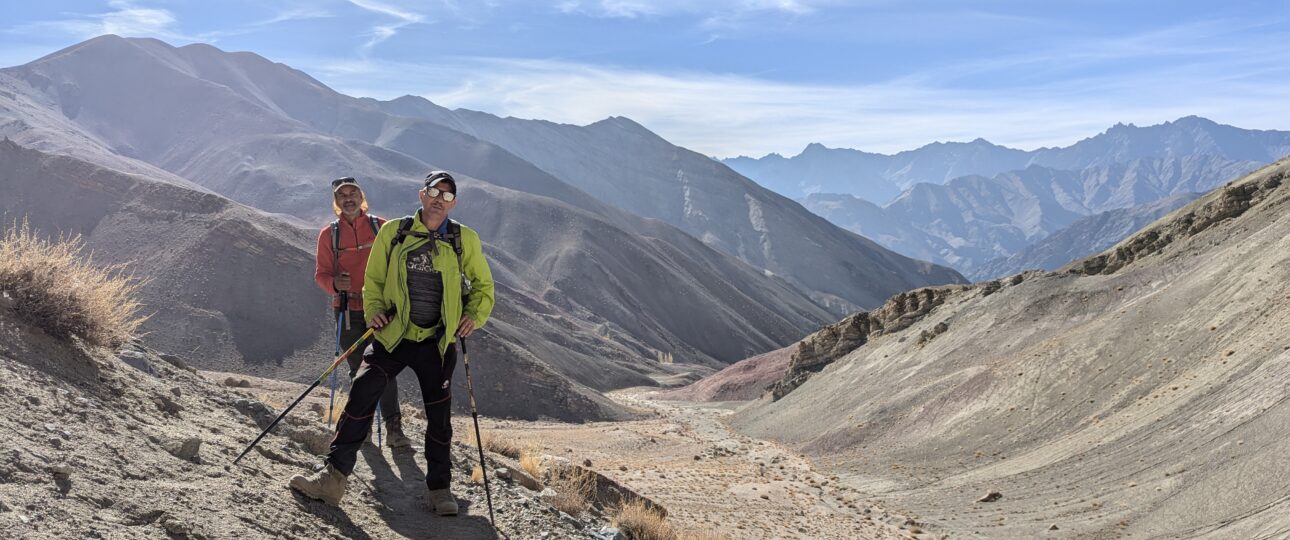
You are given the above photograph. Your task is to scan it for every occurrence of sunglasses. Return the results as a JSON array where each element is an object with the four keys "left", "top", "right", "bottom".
[
  {"left": 331, "top": 177, "right": 358, "bottom": 188},
  {"left": 423, "top": 187, "right": 456, "bottom": 202}
]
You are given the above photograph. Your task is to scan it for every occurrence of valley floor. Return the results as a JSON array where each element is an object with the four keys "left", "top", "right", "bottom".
[{"left": 483, "top": 389, "right": 920, "bottom": 540}]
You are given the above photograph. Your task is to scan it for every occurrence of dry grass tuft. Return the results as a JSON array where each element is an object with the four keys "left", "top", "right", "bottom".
[
  {"left": 0, "top": 220, "right": 146, "bottom": 347},
  {"left": 519, "top": 448, "right": 544, "bottom": 480},
  {"left": 482, "top": 434, "right": 522, "bottom": 459},
  {"left": 465, "top": 431, "right": 523, "bottom": 459},
  {"left": 614, "top": 500, "right": 676, "bottom": 540},
  {"left": 470, "top": 465, "right": 484, "bottom": 484},
  {"left": 546, "top": 465, "right": 596, "bottom": 515}
]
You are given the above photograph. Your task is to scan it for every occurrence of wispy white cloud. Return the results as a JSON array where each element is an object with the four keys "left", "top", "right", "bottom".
[
  {"left": 556, "top": 0, "right": 827, "bottom": 19},
  {"left": 303, "top": 26, "right": 1290, "bottom": 159},
  {"left": 5, "top": 0, "right": 200, "bottom": 42},
  {"left": 346, "top": 0, "right": 425, "bottom": 54},
  {"left": 252, "top": 8, "right": 335, "bottom": 27}
]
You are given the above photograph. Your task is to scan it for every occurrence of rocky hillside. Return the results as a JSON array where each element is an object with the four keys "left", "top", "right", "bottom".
[
  {"left": 732, "top": 159, "right": 1290, "bottom": 537},
  {"left": 970, "top": 192, "right": 1201, "bottom": 280},
  {"left": 653, "top": 345, "right": 795, "bottom": 403},
  {"left": 0, "top": 295, "right": 625, "bottom": 539}
]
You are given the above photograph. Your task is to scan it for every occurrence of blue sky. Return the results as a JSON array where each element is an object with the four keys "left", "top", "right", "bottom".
[{"left": 3, "top": 1, "right": 1289, "bottom": 157}]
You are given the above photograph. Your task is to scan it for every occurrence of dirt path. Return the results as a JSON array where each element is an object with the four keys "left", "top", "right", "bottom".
[{"left": 482, "top": 389, "right": 925, "bottom": 539}]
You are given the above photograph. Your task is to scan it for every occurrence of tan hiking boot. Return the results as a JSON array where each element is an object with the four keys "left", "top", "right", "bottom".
[
  {"left": 289, "top": 463, "right": 348, "bottom": 506},
  {"left": 385, "top": 419, "right": 413, "bottom": 449},
  {"left": 428, "top": 488, "right": 459, "bottom": 516}
]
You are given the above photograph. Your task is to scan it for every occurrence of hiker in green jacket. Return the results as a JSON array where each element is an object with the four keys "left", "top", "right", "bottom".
[{"left": 291, "top": 171, "right": 496, "bottom": 516}]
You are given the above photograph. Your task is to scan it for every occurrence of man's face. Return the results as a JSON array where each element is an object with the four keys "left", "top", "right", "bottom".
[
  {"left": 420, "top": 185, "right": 457, "bottom": 221},
  {"left": 335, "top": 185, "right": 362, "bottom": 217}
]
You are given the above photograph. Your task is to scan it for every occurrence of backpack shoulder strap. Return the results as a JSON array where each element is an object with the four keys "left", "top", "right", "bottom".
[
  {"left": 383, "top": 216, "right": 416, "bottom": 268},
  {"left": 330, "top": 220, "right": 341, "bottom": 260},
  {"left": 446, "top": 219, "right": 464, "bottom": 256},
  {"left": 368, "top": 215, "right": 382, "bottom": 237}
]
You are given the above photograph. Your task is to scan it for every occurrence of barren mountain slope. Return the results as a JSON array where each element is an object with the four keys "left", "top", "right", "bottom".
[
  {"left": 0, "top": 35, "right": 837, "bottom": 368},
  {"left": 970, "top": 192, "right": 1202, "bottom": 281},
  {"left": 733, "top": 159, "right": 1290, "bottom": 538},
  {"left": 374, "top": 96, "right": 966, "bottom": 313},
  {"left": 807, "top": 157, "right": 1262, "bottom": 273},
  {"left": 0, "top": 140, "right": 646, "bottom": 421},
  {"left": 725, "top": 116, "right": 1290, "bottom": 199}
]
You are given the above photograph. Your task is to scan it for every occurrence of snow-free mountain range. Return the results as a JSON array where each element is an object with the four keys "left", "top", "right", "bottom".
[
  {"left": 0, "top": 35, "right": 960, "bottom": 421},
  {"left": 725, "top": 118, "right": 1290, "bottom": 278}
]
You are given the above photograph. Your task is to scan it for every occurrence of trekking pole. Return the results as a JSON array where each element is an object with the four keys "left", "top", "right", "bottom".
[
  {"left": 233, "top": 308, "right": 392, "bottom": 465},
  {"left": 327, "top": 295, "right": 345, "bottom": 429},
  {"left": 460, "top": 337, "right": 495, "bottom": 525}
]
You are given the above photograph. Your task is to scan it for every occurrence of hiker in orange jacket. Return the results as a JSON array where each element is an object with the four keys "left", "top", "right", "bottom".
[{"left": 313, "top": 177, "right": 411, "bottom": 448}]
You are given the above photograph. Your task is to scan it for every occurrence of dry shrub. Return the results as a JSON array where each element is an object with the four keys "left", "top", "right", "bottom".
[
  {"left": 614, "top": 500, "right": 676, "bottom": 540},
  {"left": 547, "top": 465, "right": 596, "bottom": 515},
  {"left": 482, "top": 434, "right": 522, "bottom": 459},
  {"left": 519, "top": 448, "right": 544, "bottom": 481},
  {"left": 470, "top": 465, "right": 484, "bottom": 484},
  {"left": 0, "top": 220, "right": 145, "bottom": 347}
]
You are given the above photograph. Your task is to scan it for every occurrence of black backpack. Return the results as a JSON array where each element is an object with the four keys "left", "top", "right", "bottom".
[{"left": 330, "top": 214, "right": 383, "bottom": 262}]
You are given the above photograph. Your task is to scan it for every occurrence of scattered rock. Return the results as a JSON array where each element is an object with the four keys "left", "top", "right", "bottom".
[
  {"left": 158, "top": 353, "right": 195, "bottom": 372},
  {"left": 117, "top": 350, "right": 158, "bottom": 377},
  {"left": 495, "top": 467, "right": 512, "bottom": 481},
  {"left": 170, "top": 387, "right": 182, "bottom": 398},
  {"left": 154, "top": 395, "right": 183, "bottom": 416},
  {"left": 165, "top": 437, "right": 202, "bottom": 461},
  {"left": 223, "top": 376, "right": 251, "bottom": 388},
  {"left": 594, "top": 526, "right": 627, "bottom": 540},
  {"left": 508, "top": 466, "right": 543, "bottom": 491},
  {"left": 583, "top": 458, "right": 593, "bottom": 468},
  {"left": 978, "top": 491, "right": 1003, "bottom": 503},
  {"left": 161, "top": 514, "right": 193, "bottom": 535},
  {"left": 1049, "top": 524, "right": 1060, "bottom": 531},
  {"left": 0, "top": 498, "right": 8, "bottom": 512}
]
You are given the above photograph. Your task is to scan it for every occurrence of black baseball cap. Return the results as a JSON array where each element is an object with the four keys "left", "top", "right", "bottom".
[{"left": 424, "top": 171, "right": 457, "bottom": 192}]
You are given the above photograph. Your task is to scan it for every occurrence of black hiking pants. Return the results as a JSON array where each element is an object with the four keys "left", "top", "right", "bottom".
[
  {"left": 337, "top": 309, "right": 400, "bottom": 423},
  {"left": 328, "top": 337, "right": 457, "bottom": 490}
]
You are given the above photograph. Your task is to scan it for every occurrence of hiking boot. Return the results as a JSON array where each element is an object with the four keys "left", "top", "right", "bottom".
[
  {"left": 385, "top": 419, "right": 413, "bottom": 449},
  {"left": 428, "top": 488, "right": 458, "bottom": 516},
  {"left": 289, "top": 463, "right": 348, "bottom": 506}
]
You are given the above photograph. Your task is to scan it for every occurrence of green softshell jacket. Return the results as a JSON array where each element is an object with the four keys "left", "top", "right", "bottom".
[{"left": 362, "top": 210, "right": 495, "bottom": 355}]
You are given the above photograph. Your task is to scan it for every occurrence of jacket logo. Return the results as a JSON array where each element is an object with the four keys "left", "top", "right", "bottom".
[{"left": 407, "top": 252, "right": 437, "bottom": 273}]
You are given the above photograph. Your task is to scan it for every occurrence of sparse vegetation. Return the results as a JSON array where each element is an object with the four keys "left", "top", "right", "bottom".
[
  {"left": 0, "top": 220, "right": 146, "bottom": 347},
  {"left": 613, "top": 500, "right": 676, "bottom": 540},
  {"left": 546, "top": 465, "right": 596, "bottom": 515},
  {"left": 470, "top": 465, "right": 484, "bottom": 484},
  {"left": 483, "top": 434, "right": 522, "bottom": 459},
  {"left": 519, "top": 448, "right": 544, "bottom": 481}
]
